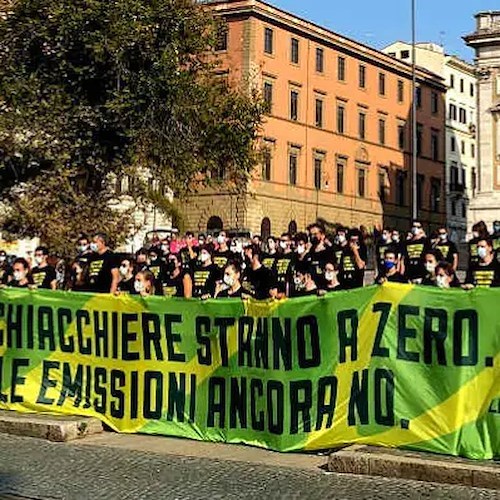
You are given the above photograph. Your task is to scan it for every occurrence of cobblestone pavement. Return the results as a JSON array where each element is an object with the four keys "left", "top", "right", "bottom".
[{"left": 0, "top": 434, "right": 497, "bottom": 500}]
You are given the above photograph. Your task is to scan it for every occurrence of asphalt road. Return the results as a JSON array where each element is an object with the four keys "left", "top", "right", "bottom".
[{"left": 0, "top": 434, "right": 498, "bottom": 499}]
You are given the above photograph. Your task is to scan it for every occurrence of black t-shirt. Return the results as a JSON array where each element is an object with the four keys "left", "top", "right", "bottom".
[
  {"left": 465, "top": 260, "right": 500, "bottom": 288},
  {"left": 118, "top": 277, "right": 135, "bottom": 294},
  {"left": 376, "top": 272, "right": 407, "bottom": 284},
  {"left": 292, "top": 287, "right": 318, "bottom": 298},
  {"left": 338, "top": 246, "right": 367, "bottom": 289},
  {"left": 147, "top": 260, "right": 167, "bottom": 296},
  {"left": 468, "top": 238, "right": 480, "bottom": 267},
  {"left": 404, "top": 237, "right": 429, "bottom": 281},
  {"left": 273, "top": 254, "right": 294, "bottom": 294},
  {"left": 213, "top": 250, "right": 234, "bottom": 270},
  {"left": 375, "top": 240, "right": 392, "bottom": 274},
  {"left": 87, "top": 250, "right": 119, "bottom": 293},
  {"left": 434, "top": 240, "right": 458, "bottom": 265},
  {"left": 31, "top": 265, "right": 57, "bottom": 289},
  {"left": 179, "top": 247, "right": 198, "bottom": 273},
  {"left": 193, "top": 263, "right": 219, "bottom": 298},
  {"left": 0, "top": 264, "right": 11, "bottom": 285},
  {"left": 309, "top": 246, "right": 335, "bottom": 287},
  {"left": 262, "top": 252, "right": 278, "bottom": 271},
  {"left": 162, "top": 271, "right": 189, "bottom": 298},
  {"left": 217, "top": 285, "right": 244, "bottom": 298},
  {"left": 242, "top": 265, "right": 275, "bottom": 300},
  {"left": 9, "top": 280, "right": 31, "bottom": 288},
  {"left": 333, "top": 244, "right": 347, "bottom": 267}
]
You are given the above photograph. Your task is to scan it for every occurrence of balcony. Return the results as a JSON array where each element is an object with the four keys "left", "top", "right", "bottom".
[{"left": 449, "top": 182, "right": 465, "bottom": 193}]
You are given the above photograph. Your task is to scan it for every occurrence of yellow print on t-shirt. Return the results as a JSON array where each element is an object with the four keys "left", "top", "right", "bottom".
[
  {"left": 194, "top": 271, "right": 209, "bottom": 288},
  {"left": 407, "top": 244, "right": 424, "bottom": 259},
  {"left": 89, "top": 259, "right": 104, "bottom": 277},
  {"left": 473, "top": 270, "right": 494, "bottom": 287},
  {"left": 32, "top": 271, "right": 46, "bottom": 287}
]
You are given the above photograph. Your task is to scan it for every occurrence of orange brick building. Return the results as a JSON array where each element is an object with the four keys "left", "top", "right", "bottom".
[{"left": 182, "top": 0, "right": 447, "bottom": 237}]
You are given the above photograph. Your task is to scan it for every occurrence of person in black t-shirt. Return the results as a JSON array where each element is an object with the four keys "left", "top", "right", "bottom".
[
  {"left": 117, "top": 258, "right": 136, "bottom": 294},
  {"left": 421, "top": 249, "right": 444, "bottom": 286},
  {"left": 375, "top": 229, "right": 393, "bottom": 278},
  {"left": 133, "top": 270, "right": 156, "bottom": 296},
  {"left": 375, "top": 249, "right": 407, "bottom": 284},
  {"left": 273, "top": 233, "right": 295, "bottom": 297},
  {"left": 262, "top": 237, "right": 279, "bottom": 270},
  {"left": 147, "top": 247, "right": 166, "bottom": 296},
  {"left": 30, "top": 246, "right": 57, "bottom": 290},
  {"left": 307, "top": 222, "right": 335, "bottom": 288},
  {"left": 242, "top": 245, "right": 276, "bottom": 300},
  {"left": 0, "top": 250, "right": 12, "bottom": 285},
  {"left": 213, "top": 231, "right": 234, "bottom": 272},
  {"left": 68, "top": 235, "right": 93, "bottom": 291},
  {"left": 292, "top": 262, "right": 318, "bottom": 297},
  {"left": 435, "top": 262, "right": 461, "bottom": 289},
  {"left": 215, "top": 261, "right": 244, "bottom": 298},
  {"left": 320, "top": 260, "right": 342, "bottom": 293},
  {"left": 86, "top": 233, "right": 120, "bottom": 293},
  {"left": 8, "top": 258, "right": 33, "bottom": 288},
  {"left": 464, "top": 237, "right": 500, "bottom": 288},
  {"left": 193, "top": 246, "right": 219, "bottom": 298},
  {"left": 162, "top": 253, "right": 193, "bottom": 298},
  {"left": 433, "top": 227, "right": 459, "bottom": 270},
  {"left": 468, "top": 221, "right": 488, "bottom": 268},
  {"left": 338, "top": 229, "right": 367, "bottom": 289},
  {"left": 403, "top": 220, "right": 430, "bottom": 283}
]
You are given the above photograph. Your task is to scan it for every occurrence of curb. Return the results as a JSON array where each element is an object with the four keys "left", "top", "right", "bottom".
[
  {"left": 0, "top": 410, "right": 103, "bottom": 442},
  {"left": 328, "top": 445, "right": 500, "bottom": 489}
]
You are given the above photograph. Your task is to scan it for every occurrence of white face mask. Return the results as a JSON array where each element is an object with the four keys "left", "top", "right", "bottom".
[
  {"left": 217, "top": 235, "right": 226, "bottom": 245},
  {"left": 325, "top": 271, "right": 335, "bottom": 282},
  {"left": 280, "top": 241, "right": 288, "bottom": 250},
  {"left": 381, "top": 233, "right": 389, "bottom": 242},
  {"left": 0, "top": 256, "right": 5, "bottom": 263},
  {"left": 338, "top": 234, "right": 346, "bottom": 244},
  {"left": 473, "top": 231, "right": 479, "bottom": 239},
  {"left": 35, "top": 256, "right": 44, "bottom": 265},
  {"left": 392, "top": 235, "right": 400, "bottom": 243},
  {"left": 439, "top": 233, "right": 447, "bottom": 241},
  {"left": 412, "top": 227, "right": 420, "bottom": 236},
  {"left": 200, "top": 252, "right": 210, "bottom": 263},
  {"left": 134, "top": 280, "right": 145, "bottom": 293},
  {"left": 90, "top": 242, "right": 99, "bottom": 252},
  {"left": 477, "top": 247, "right": 488, "bottom": 260},
  {"left": 436, "top": 275, "right": 449, "bottom": 289},
  {"left": 78, "top": 244, "right": 89, "bottom": 253},
  {"left": 223, "top": 274, "right": 235, "bottom": 287},
  {"left": 119, "top": 265, "right": 130, "bottom": 277},
  {"left": 13, "top": 270, "right": 26, "bottom": 281},
  {"left": 425, "top": 262, "right": 436, "bottom": 274},
  {"left": 297, "top": 244, "right": 305, "bottom": 254}
]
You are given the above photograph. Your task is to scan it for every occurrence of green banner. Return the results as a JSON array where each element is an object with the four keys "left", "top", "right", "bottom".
[{"left": 0, "top": 284, "right": 498, "bottom": 459}]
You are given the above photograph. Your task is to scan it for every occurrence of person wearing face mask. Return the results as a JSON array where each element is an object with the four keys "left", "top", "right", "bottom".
[
  {"left": 432, "top": 227, "right": 459, "bottom": 271},
  {"left": 262, "top": 237, "right": 278, "bottom": 270},
  {"left": 68, "top": 235, "right": 92, "bottom": 291},
  {"left": 307, "top": 223, "right": 334, "bottom": 289},
  {"left": 117, "top": 258, "right": 135, "bottom": 293},
  {"left": 30, "top": 246, "right": 57, "bottom": 290},
  {"left": 193, "top": 245, "right": 219, "bottom": 298},
  {"left": 8, "top": 258, "right": 33, "bottom": 288},
  {"left": 230, "top": 238, "right": 244, "bottom": 263},
  {"left": 242, "top": 245, "right": 277, "bottom": 300},
  {"left": 294, "top": 233, "right": 311, "bottom": 263},
  {"left": 333, "top": 227, "right": 349, "bottom": 265},
  {"left": 468, "top": 221, "right": 488, "bottom": 268},
  {"left": 133, "top": 270, "right": 155, "bottom": 297},
  {"left": 86, "top": 232, "right": 120, "bottom": 293},
  {"left": 135, "top": 248, "right": 149, "bottom": 273},
  {"left": 162, "top": 253, "right": 193, "bottom": 298},
  {"left": 375, "top": 228, "right": 394, "bottom": 279},
  {"left": 179, "top": 231, "right": 199, "bottom": 273},
  {"left": 215, "top": 261, "right": 244, "bottom": 298},
  {"left": 273, "top": 233, "right": 294, "bottom": 297},
  {"left": 403, "top": 220, "right": 429, "bottom": 283},
  {"left": 338, "top": 229, "right": 367, "bottom": 289},
  {"left": 291, "top": 262, "right": 318, "bottom": 297},
  {"left": 421, "top": 249, "right": 443, "bottom": 286},
  {"left": 435, "top": 262, "right": 461, "bottom": 289},
  {"left": 321, "top": 261, "right": 342, "bottom": 292},
  {"left": 213, "top": 231, "right": 234, "bottom": 271},
  {"left": 160, "top": 239, "right": 170, "bottom": 260},
  {"left": 464, "top": 238, "right": 500, "bottom": 288},
  {"left": 146, "top": 248, "right": 166, "bottom": 295},
  {"left": 0, "top": 250, "right": 12, "bottom": 285},
  {"left": 375, "top": 249, "right": 407, "bottom": 284}
]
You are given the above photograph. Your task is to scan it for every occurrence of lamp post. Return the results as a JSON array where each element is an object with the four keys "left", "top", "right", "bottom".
[{"left": 411, "top": 0, "right": 418, "bottom": 221}]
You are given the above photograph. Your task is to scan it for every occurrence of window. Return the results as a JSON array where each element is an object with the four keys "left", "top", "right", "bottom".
[
  {"left": 262, "top": 149, "right": 272, "bottom": 181},
  {"left": 431, "top": 132, "right": 439, "bottom": 161},
  {"left": 415, "top": 87, "right": 422, "bottom": 108},
  {"left": 337, "top": 103, "right": 346, "bottom": 134},
  {"left": 315, "top": 98, "right": 323, "bottom": 128},
  {"left": 461, "top": 202, "right": 466, "bottom": 218},
  {"left": 417, "top": 174, "right": 424, "bottom": 209},
  {"left": 397, "top": 80, "right": 404, "bottom": 103},
  {"left": 291, "top": 37, "right": 299, "bottom": 64},
  {"left": 215, "top": 25, "right": 228, "bottom": 51},
  {"left": 264, "top": 28, "right": 273, "bottom": 54},
  {"left": 470, "top": 82, "right": 474, "bottom": 97},
  {"left": 416, "top": 124, "right": 423, "bottom": 157},
  {"left": 398, "top": 124, "right": 406, "bottom": 150},
  {"left": 450, "top": 163, "right": 459, "bottom": 188},
  {"left": 450, "top": 74, "right": 455, "bottom": 88},
  {"left": 461, "top": 140, "right": 466, "bottom": 155},
  {"left": 289, "top": 151, "right": 298, "bottom": 185},
  {"left": 336, "top": 162, "right": 345, "bottom": 194},
  {"left": 401, "top": 50, "right": 410, "bottom": 59},
  {"left": 338, "top": 56, "right": 346, "bottom": 81},
  {"left": 471, "top": 143, "right": 475, "bottom": 158},
  {"left": 379, "top": 73, "right": 386, "bottom": 96},
  {"left": 378, "top": 170, "right": 388, "bottom": 202},
  {"left": 451, "top": 200, "right": 457, "bottom": 216},
  {"left": 430, "top": 179, "right": 440, "bottom": 212},
  {"left": 459, "top": 108, "right": 467, "bottom": 124},
  {"left": 316, "top": 48, "right": 324, "bottom": 73},
  {"left": 396, "top": 171, "right": 406, "bottom": 206},
  {"left": 460, "top": 78, "right": 464, "bottom": 93},
  {"left": 358, "top": 111, "right": 366, "bottom": 140},
  {"left": 378, "top": 118, "right": 386, "bottom": 145},
  {"left": 431, "top": 92, "right": 439, "bottom": 114},
  {"left": 357, "top": 169, "right": 366, "bottom": 198},
  {"left": 359, "top": 65, "right": 366, "bottom": 88},
  {"left": 472, "top": 167, "right": 477, "bottom": 193},
  {"left": 314, "top": 157, "right": 322, "bottom": 190},
  {"left": 450, "top": 136, "right": 456, "bottom": 152},
  {"left": 449, "top": 103, "right": 457, "bottom": 120},
  {"left": 263, "top": 82, "right": 273, "bottom": 112},
  {"left": 290, "top": 90, "right": 299, "bottom": 121}
]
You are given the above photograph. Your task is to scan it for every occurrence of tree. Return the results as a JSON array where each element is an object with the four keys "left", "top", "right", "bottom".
[{"left": 0, "top": 0, "right": 263, "bottom": 255}]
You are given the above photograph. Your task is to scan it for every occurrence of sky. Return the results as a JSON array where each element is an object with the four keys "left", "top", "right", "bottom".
[{"left": 271, "top": 0, "right": 500, "bottom": 62}]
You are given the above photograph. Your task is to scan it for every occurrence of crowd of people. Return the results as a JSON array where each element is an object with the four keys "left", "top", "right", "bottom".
[{"left": 0, "top": 219, "right": 499, "bottom": 299}]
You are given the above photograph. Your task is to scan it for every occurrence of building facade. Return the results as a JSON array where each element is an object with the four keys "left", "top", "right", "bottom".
[
  {"left": 465, "top": 12, "right": 500, "bottom": 230},
  {"left": 383, "top": 42, "right": 477, "bottom": 244},
  {"left": 183, "top": 0, "right": 447, "bottom": 236}
]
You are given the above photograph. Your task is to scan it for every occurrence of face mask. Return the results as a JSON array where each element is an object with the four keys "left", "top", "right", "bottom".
[
  {"left": 223, "top": 274, "right": 235, "bottom": 287},
  {"left": 439, "top": 234, "right": 447, "bottom": 241},
  {"left": 0, "top": 256, "right": 5, "bottom": 263},
  {"left": 338, "top": 234, "right": 346, "bottom": 245},
  {"left": 200, "top": 252, "right": 210, "bottom": 263},
  {"left": 436, "top": 275, "right": 449, "bottom": 289},
  {"left": 325, "top": 271, "right": 335, "bottom": 281},
  {"left": 280, "top": 241, "right": 288, "bottom": 250},
  {"left": 425, "top": 262, "right": 436, "bottom": 274},
  {"left": 381, "top": 233, "right": 389, "bottom": 242},
  {"left": 411, "top": 227, "right": 420, "bottom": 236},
  {"left": 161, "top": 244, "right": 169, "bottom": 253},
  {"left": 134, "top": 280, "right": 145, "bottom": 293},
  {"left": 78, "top": 244, "right": 89, "bottom": 253},
  {"left": 90, "top": 243, "right": 99, "bottom": 252},
  {"left": 297, "top": 244, "right": 306, "bottom": 254},
  {"left": 477, "top": 247, "right": 488, "bottom": 259},
  {"left": 148, "top": 256, "right": 158, "bottom": 265},
  {"left": 310, "top": 236, "right": 319, "bottom": 246},
  {"left": 13, "top": 271, "right": 26, "bottom": 281},
  {"left": 494, "top": 225, "right": 500, "bottom": 233},
  {"left": 384, "top": 260, "right": 396, "bottom": 270},
  {"left": 392, "top": 235, "right": 400, "bottom": 243},
  {"left": 217, "top": 235, "right": 225, "bottom": 245},
  {"left": 35, "top": 256, "right": 44, "bottom": 265},
  {"left": 119, "top": 266, "right": 129, "bottom": 277},
  {"left": 473, "top": 231, "right": 479, "bottom": 239}
]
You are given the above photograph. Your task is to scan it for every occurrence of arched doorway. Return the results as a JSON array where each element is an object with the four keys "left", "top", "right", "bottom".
[
  {"left": 288, "top": 220, "right": 297, "bottom": 235},
  {"left": 260, "top": 217, "right": 271, "bottom": 238},
  {"left": 207, "top": 216, "right": 223, "bottom": 233}
]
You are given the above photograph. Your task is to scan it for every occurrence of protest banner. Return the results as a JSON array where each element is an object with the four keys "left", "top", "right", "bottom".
[{"left": 0, "top": 284, "right": 498, "bottom": 459}]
